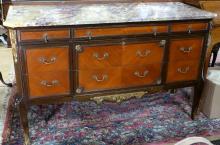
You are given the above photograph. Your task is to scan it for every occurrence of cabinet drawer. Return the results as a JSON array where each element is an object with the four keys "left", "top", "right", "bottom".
[
  {"left": 122, "top": 64, "right": 162, "bottom": 87},
  {"left": 28, "top": 71, "right": 70, "bottom": 98},
  {"left": 166, "top": 60, "right": 200, "bottom": 83},
  {"left": 26, "top": 47, "right": 69, "bottom": 73},
  {"left": 122, "top": 42, "right": 164, "bottom": 66},
  {"left": 169, "top": 38, "right": 204, "bottom": 61},
  {"left": 78, "top": 68, "right": 122, "bottom": 92},
  {"left": 75, "top": 25, "right": 168, "bottom": 38},
  {"left": 78, "top": 44, "right": 122, "bottom": 69},
  {"left": 20, "top": 29, "right": 70, "bottom": 41},
  {"left": 171, "top": 22, "right": 208, "bottom": 33}
]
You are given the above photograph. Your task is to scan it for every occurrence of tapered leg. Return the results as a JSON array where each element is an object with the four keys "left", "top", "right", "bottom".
[
  {"left": 191, "top": 82, "right": 204, "bottom": 120},
  {"left": 19, "top": 101, "right": 30, "bottom": 145}
]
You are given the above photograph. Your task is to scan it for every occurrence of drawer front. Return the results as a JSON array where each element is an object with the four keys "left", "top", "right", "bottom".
[
  {"left": 122, "top": 42, "right": 164, "bottom": 66},
  {"left": 28, "top": 71, "right": 70, "bottom": 98},
  {"left": 20, "top": 29, "right": 70, "bottom": 41},
  {"left": 78, "top": 68, "right": 122, "bottom": 92},
  {"left": 166, "top": 60, "right": 200, "bottom": 83},
  {"left": 78, "top": 45, "right": 122, "bottom": 69},
  {"left": 122, "top": 64, "right": 162, "bottom": 87},
  {"left": 169, "top": 38, "right": 204, "bottom": 61},
  {"left": 75, "top": 25, "right": 168, "bottom": 38},
  {"left": 171, "top": 22, "right": 208, "bottom": 33},
  {"left": 26, "top": 47, "right": 69, "bottom": 73}
]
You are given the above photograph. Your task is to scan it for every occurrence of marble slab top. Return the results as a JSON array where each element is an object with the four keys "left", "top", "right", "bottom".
[{"left": 4, "top": 2, "right": 217, "bottom": 28}]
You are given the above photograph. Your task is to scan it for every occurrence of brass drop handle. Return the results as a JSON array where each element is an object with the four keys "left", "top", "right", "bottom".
[
  {"left": 180, "top": 47, "right": 192, "bottom": 53},
  {"left": 39, "top": 56, "right": 56, "bottom": 64},
  {"left": 93, "top": 52, "right": 109, "bottom": 60},
  {"left": 136, "top": 50, "right": 151, "bottom": 57},
  {"left": 188, "top": 25, "right": 192, "bottom": 34},
  {"left": 92, "top": 74, "right": 108, "bottom": 82},
  {"left": 40, "top": 80, "right": 59, "bottom": 87},
  {"left": 43, "top": 33, "right": 49, "bottom": 43},
  {"left": 177, "top": 67, "right": 190, "bottom": 74},
  {"left": 152, "top": 27, "right": 157, "bottom": 36},
  {"left": 87, "top": 31, "right": 92, "bottom": 39},
  {"left": 134, "top": 70, "right": 149, "bottom": 78}
]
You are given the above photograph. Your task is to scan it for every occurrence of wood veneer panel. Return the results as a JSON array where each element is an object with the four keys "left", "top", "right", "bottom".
[
  {"left": 171, "top": 22, "right": 208, "bottom": 32},
  {"left": 28, "top": 71, "right": 70, "bottom": 98},
  {"left": 166, "top": 60, "right": 199, "bottom": 83},
  {"left": 75, "top": 25, "right": 168, "bottom": 38},
  {"left": 122, "top": 64, "right": 162, "bottom": 87},
  {"left": 122, "top": 42, "right": 164, "bottom": 66},
  {"left": 26, "top": 47, "right": 69, "bottom": 73},
  {"left": 20, "top": 29, "right": 70, "bottom": 41},
  {"left": 169, "top": 38, "right": 203, "bottom": 61},
  {"left": 78, "top": 67, "right": 122, "bottom": 92}
]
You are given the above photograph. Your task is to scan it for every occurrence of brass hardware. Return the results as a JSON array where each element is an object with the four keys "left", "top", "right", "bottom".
[
  {"left": 159, "top": 40, "right": 166, "bottom": 48},
  {"left": 90, "top": 91, "right": 149, "bottom": 104},
  {"left": 177, "top": 67, "right": 190, "bottom": 74},
  {"left": 75, "top": 45, "right": 83, "bottom": 52},
  {"left": 87, "top": 31, "right": 92, "bottom": 39},
  {"left": 152, "top": 26, "right": 157, "bottom": 36},
  {"left": 40, "top": 80, "right": 59, "bottom": 87},
  {"left": 136, "top": 50, "right": 151, "bottom": 57},
  {"left": 156, "top": 78, "right": 162, "bottom": 85},
  {"left": 180, "top": 47, "right": 192, "bottom": 53},
  {"left": 92, "top": 74, "right": 108, "bottom": 82},
  {"left": 43, "top": 33, "right": 49, "bottom": 43},
  {"left": 93, "top": 52, "right": 109, "bottom": 60},
  {"left": 39, "top": 56, "right": 56, "bottom": 64},
  {"left": 76, "top": 87, "right": 84, "bottom": 94},
  {"left": 134, "top": 70, "right": 149, "bottom": 78},
  {"left": 188, "top": 25, "right": 192, "bottom": 34},
  {"left": 122, "top": 41, "right": 126, "bottom": 45}
]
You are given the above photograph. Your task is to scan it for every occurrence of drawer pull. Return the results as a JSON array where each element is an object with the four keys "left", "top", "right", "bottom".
[
  {"left": 134, "top": 70, "right": 149, "bottom": 78},
  {"left": 87, "top": 31, "right": 92, "bottom": 39},
  {"left": 180, "top": 47, "right": 192, "bottom": 53},
  {"left": 152, "top": 27, "right": 157, "bottom": 36},
  {"left": 136, "top": 50, "right": 151, "bottom": 57},
  {"left": 93, "top": 52, "right": 109, "bottom": 60},
  {"left": 40, "top": 80, "right": 59, "bottom": 87},
  {"left": 39, "top": 56, "right": 56, "bottom": 65},
  {"left": 177, "top": 67, "right": 190, "bottom": 74},
  {"left": 43, "top": 33, "right": 49, "bottom": 43},
  {"left": 188, "top": 25, "right": 192, "bottom": 34},
  {"left": 92, "top": 74, "right": 108, "bottom": 82}
]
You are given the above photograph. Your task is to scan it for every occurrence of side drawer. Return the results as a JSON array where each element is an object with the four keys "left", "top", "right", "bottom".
[
  {"left": 26, "top": 46, "right": 69, "bottom": 73},
  {"left": 77, "top": 67, "right": 122, "bottom": 92},
  {"left": 20, "top": 28, "right": 70, "bottom": 42},
  {"left": 166, "top": 60, "right": 200, "bottom": 83},
  {"left": 75, "top": 25, "right": 168, "bottom": 38},
  {"left": 171, "top": 22, "right": 208, "bottom": 33},
  {"left": 28, "top": 71, "right": 70, "bottom": 98},
  {"left": 169, "top": 38, "right": 204, "bottom": 61}
]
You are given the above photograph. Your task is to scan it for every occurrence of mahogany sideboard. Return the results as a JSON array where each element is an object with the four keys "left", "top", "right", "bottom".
[{"left": 3, "top": 2, "right": 216, "bottom": 144}]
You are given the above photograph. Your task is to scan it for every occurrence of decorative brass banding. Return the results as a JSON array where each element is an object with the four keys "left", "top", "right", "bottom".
[
  {"left": 180, "top": 47, "right": 192, "bottom": 53},
  {"left": 92, "top": 74, "right": 108, "bottom": 82},
  {"left": 136, "top": 50, "right": 151, "bottom": 57},
  {"left": 38, "top": 56, "right": 56, "bottom": 64},
  {"left": 93, "top": 52, "right": 109, "bottom": 60},
  {"left": 40, "top": 80, "right": 59, "bottom": 87},
  {"left": 134, "top": 70, "right": 149, "bottom": 78},
  {"left": 177, "top": 67, "right": 190, "bottom": 74}
]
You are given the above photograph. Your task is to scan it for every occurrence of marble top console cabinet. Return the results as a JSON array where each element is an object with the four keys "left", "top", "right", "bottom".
[{"left": 4, "top": 2, "right": 216, "bottom": 144}]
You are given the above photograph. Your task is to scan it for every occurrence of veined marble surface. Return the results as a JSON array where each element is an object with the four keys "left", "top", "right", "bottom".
[{"left": 4, "top": 2, "right": 216, "bottom": 28}]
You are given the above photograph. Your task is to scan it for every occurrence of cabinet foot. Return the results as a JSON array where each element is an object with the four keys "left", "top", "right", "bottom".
[
  {"left": 19, "top": 101, "right": 30, "bottom": 145},
  {"left": 191, "top": 82, "right": 204, "bottom": 120}
]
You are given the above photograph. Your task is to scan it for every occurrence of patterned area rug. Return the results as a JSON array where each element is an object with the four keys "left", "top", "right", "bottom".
[{"left": 3, "top": 91, "right": 220, "bottom": 145}]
